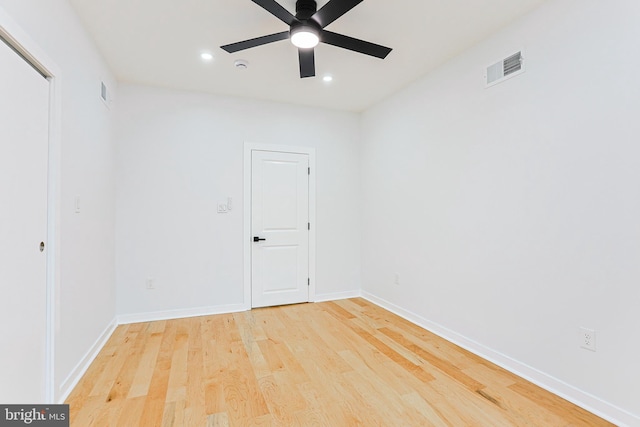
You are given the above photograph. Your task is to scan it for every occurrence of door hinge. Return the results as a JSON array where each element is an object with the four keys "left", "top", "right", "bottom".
[
  {"left": 308, "top": 222, "right": 310, "bottom": 230},
  {"left": 308, "top": 167, "right": 310, "bottom": 175},
  {"left": 308, "top": 278, "right": 310, "bottom": 286}
]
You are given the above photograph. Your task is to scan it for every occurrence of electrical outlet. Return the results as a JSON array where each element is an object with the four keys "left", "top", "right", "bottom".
[
  {"left": 580, "top": 327, "right": 596, "bottom": 351},
  {"left": 146, "top": 278, "right": 155, "bottom": 290}
]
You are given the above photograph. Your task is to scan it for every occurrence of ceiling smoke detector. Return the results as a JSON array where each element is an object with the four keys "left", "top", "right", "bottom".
[{"left": 234, "top": 59, "right": 249, "bottom": 70}]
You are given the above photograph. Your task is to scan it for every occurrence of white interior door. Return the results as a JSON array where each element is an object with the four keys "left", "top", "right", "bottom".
[
  {"left": 0, "top": 38, "right": 50, "bottom": 402},
  {"left": 251, "top": 150, "right": 309, "bottom": 308}
]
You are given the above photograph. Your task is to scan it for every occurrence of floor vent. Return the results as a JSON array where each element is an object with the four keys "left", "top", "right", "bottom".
[{"left": 486, "top": 51, "right": 524, "bottom": 87}]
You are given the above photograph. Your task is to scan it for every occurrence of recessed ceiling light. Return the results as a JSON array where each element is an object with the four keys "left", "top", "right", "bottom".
[
  {"left": 200, "top": 52, "right": 214, "bottom": 61},
  {"left": 323, "top": 75, "right": 333, "bottom": 83}
]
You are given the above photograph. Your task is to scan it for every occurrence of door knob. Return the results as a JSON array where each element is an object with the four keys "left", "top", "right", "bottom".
[
  {"left": 39, "top": 242, "right": 45, "bottom": 252},
  {"left": 253, "top": 236, "right": 266, "bottom": 242}
]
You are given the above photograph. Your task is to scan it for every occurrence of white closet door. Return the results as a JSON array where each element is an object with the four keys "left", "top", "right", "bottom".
[{"left": 0, "top": 38, "right": 50, "bottom": 403}]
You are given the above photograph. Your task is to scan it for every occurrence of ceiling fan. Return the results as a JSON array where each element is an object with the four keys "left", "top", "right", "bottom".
[{"left": 220, "top": 0, "right": 392, "bottom": 78}]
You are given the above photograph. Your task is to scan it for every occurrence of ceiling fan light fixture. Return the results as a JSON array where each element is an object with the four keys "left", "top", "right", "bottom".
[{"left": 290, "top": 25, "right": 319, "bottom": 49}]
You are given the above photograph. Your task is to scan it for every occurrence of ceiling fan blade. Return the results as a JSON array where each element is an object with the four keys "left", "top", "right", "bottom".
[
  {"left": 320, "top": 30, "right": 392, "bottom": 59},
  {"left": 252, "top": 0, "right": 297, "bottom": 25},
  {"left": 299, "top": 49, "right": 315, "bottom": 78},
  {"left": 221, "top": 31, "right": 290, "bottom": 53},
  {"left": 312, "top": 0, "right": 363, "bottom": 28}
]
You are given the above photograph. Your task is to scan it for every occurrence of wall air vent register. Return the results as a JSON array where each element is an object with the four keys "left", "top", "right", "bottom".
[{"left": 486, "top": 51, "right": 524, "bottom": 87}]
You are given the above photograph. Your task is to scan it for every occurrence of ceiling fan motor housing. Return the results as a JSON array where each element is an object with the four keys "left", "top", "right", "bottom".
[
  {"left": 290, "top": 18, "right": 321, "bottom": 37},
  {"left": 296, "top": 0, "right": 317, "bottom": 20}
]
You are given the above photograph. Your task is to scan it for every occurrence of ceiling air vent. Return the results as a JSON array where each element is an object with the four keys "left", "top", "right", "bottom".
[{"left": 485, "top": 51, "right": 524, "bottom": 87}]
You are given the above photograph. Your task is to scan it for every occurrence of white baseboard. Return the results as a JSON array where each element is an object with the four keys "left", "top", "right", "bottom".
[
  {"left": 314, "top": 289, "right": 361, "bottom": 303},
  {"left": 117, "top": 303, "right": 248, "bottom": 325},
  {"left": 57, "top": 318, "right": 117, "bottom": 403},
  {"left": 361, "top": 291, "right": 639, "bottom": 427}
]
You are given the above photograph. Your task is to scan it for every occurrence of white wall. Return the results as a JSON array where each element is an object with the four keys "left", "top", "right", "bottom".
[
  {"left": 361, "top": 0, "right": 640, "bottom": 423},
  {"left": 0, "top": 0, "right": 117, "bottom": 401},
  {"left": 115, "top": 85, "right": 361, "bottom": 317}
]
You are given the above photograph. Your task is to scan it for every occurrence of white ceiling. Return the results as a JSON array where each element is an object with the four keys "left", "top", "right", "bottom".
[{"left": 69, "top": 0, "right": 547, "bottom": 112}]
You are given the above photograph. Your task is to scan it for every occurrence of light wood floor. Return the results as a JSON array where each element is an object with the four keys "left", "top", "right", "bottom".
[{"left": 66, "top": 298, "right": 613, "bottom": 426}]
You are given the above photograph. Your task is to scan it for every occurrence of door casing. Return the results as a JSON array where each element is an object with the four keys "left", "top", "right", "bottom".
[{"left": 244, "top": 143, "right": 316, "bottom": 309}]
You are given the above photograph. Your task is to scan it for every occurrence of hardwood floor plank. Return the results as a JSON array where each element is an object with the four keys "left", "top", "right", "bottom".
[
  {"left": 115, "top": 396, "right": 146, "bottom": 427},
  {"left": 339, "top": 349, "right": 414, "bottom": 397},
  {"left": 89, "top": 326, "right": 141, "bottom": 398},
  {"left": 183, "top": 317, "right": 207, "bottom": 426},
  {"left": 258, "top": 374, "right": 304, "bottom": 425},
  {"left": 203, "top": 317, "right": 226, "bottom": 415},
  {"left": 401, "top": 391, "right": 451, "bottom": 427},
  {"left": 509, "top": 381, "right": 615, "bottom": 426},
  {"left": 262, "top": 339, "right": 311, "bottom": 385},
  {"left": 314, "top": 307, "right": 423, "bottom": 396},
  {"left": 69, "top": 396, "right": 112, "bottom": 427},
  {"left": 234, "top": 311, "right": 267, "bottom": 344},
  {"left": 331, "top": 310, "right": 436, "bottom": 383},
  {"left": 164, "top": 324, "right": 189, "bottom": 403},
  {"left": 322, "top": 300, "right": 356, "bottom": 320},
  {"left": 292, "top": 408, "right": 333, "bottom": 427},
  {"left": 206, "top": 412, "right": 229, "bottom": 427},
  {"left": 342, "top": 369, "right": 408, "bottom": 421},
  {"left": 160, "top": 401, "right": 177, "bottom": 427},
  {"left": 204, "top": 381, "right": 225, "bottom": 418},
  {"left": 127, "top": 326, "right": 164, "bottom": 399},
  {"left": 138, "top": 320, "right": 176, "bottom": 426},
  {"left": 222, "top": 367, "right": 270, "bottom": 423},
  {"left": 323, "top": 371, "right": 392, "bottom": 426},
  {"left": 349, "top": 297, "right": 369, "bottom": 307},
  {"left": 256, "top": 339, "right": 284, "bottom": 373},
  {"left": 67, "top": 299, "right": 614, "bottom": 426},
  {"left": 425, "top": 370, "right": 517, "bottom": 426},
  {"left": 379, "top": 326, "right": 486, "bottom": 391}
]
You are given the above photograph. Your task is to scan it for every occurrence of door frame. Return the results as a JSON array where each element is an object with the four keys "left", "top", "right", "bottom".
[
  {"left": 0, "top": 7, "right": 62, "bottom": 403},
  {"left": 243, "top": 143, "right": 316, "bottom": 309}
]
